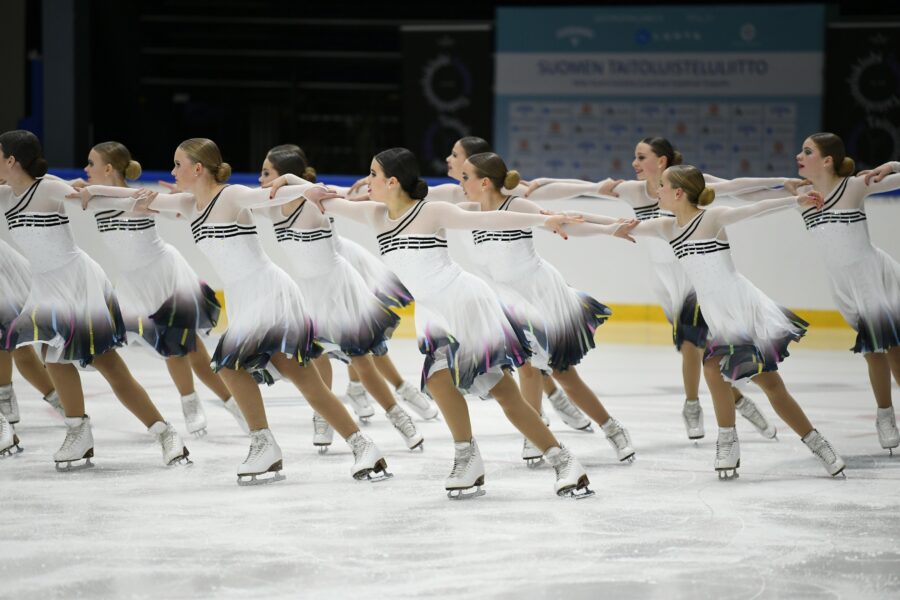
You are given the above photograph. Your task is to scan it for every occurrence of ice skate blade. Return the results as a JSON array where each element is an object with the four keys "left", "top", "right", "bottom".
[
  {"left": 830, "top": 466, "right": 847, "bottom": 478},
  {"left": 620, "top": 452, "right": 636, "bottom": 463},
  {"left": 0, "top": 441, "right": 23, "bottom": 458},
  {"left": 557, "top": 475, "right": 594, "bottom": 499},
  {"left": 168, "top": 455, "right": 193, "bottom": 467},
  {"left": 447, "top": 486, "right": 486, "bottom": 500},
  {"left": 354, "top": 458, "right": 393, "bottom": 482},
  {"left": 55, "top": 457, "right": 94, "bottom": 472},
  {"left": 315, "top": 444, "right": 330, "bottom": 455},
  {"left": 190, "top": 428, "right": 208, "bottom": 439},
  {"left": 524, "top": 457, "right": 544, "bottom": 469},
  {"left": 717, "top": 469, "right": 739, "bottom": 480},
  {"left": 687, "top": 433, "right": 705, "bottom": 440},
  {"left": 408, "top": 439, "right": 425, "bottom": 452},
  {"left": 576, "top": 425, "right": 594, "bottom": 433},
  {"left": 357, "top": 416, "right": 372, "bottom": 425},
  {"left": 237, "top": 471, "right": 286, "bottom": 486}
]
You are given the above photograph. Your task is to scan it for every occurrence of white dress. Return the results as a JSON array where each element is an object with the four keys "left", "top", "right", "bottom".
[
  {"left": 798, "top": 170, "right": 900, "bottom": 353},
  {"left": 86, "top": 179, "right": 324, "bottom": 382},
  {"left": 1, "top": 178, "right": 126, "bottom": 365},
  {"left": 94, "top": 209, "right": 220, "bottom": 357},
  {"left": 467, "top": 196, "right": 611, "bottom": 372},
  {"left": 632, "top": 198, "right": 807, "bottom": 383},
  {"left": 257, "top": 202, "right": 399, "bottom": 361},
  {"left": 0, "top": 238, "right": 32, "bottom": 349},
  {"left": 332, "top": 224, "right": 413, "bottom": 309}
]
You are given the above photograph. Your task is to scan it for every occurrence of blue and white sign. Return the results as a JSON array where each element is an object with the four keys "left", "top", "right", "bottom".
[{"left": 495, "top": 5, "right": 825, "bottom": 179}]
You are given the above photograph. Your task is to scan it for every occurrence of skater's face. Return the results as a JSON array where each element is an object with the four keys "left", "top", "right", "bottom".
[
  {"left": 84, "top": 149, "right": 113, "bottom": 185},
  {"left": 259, "top": 157, "right": 279, "bottom": 186},
  {"left": 796, "top": 138, "right": 831, "bottom": 177},
  {"left": 367, "top": 159, "right": 391, "bottom": 202},
  {"left": 171, "top": 148, "right": 203, "bottom": 190},
  {"left": 446, "top": 141, "right": 467, "bottom": 181},
  {"left": 632, "top": 143, "right": 664, "bottom": 180},
  {"left": 657, "top": 171, "right": 683, "bottom": 210},
  {"left": 0, "top": 147, "right": 11, "bottom": 179},
  {"left": 460, "top": 160, "right": 488, "bottom": 200}
]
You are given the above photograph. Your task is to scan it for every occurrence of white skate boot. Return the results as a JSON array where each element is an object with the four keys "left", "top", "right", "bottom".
[
  {"left": 446, "top": 438, "right": 486, "bottom": 499},
  {"left": 345, "top": 381, "right": 375, "bottom": 423},
  {"left": 312, "top": 412, "right": 334, "bottom": 454},
  {"left": 43, "top": 390, "right": 65, "bottom": 418},
  {"left": 396, "top": 380, "right": 439, "bottom": 420},
  {"left": 222, "top": 397, "right": 250, "bottom": 434},
  {"left": 802, "top": 429, "right": 846, "bottom": 477},
  {"left": 682, "top": 399, "right": 704, "bottom": 440},
  {"left": 544, "top": 445, "right": 594, "bottom": 499},
  {"left": 347, "top": 431, "right": 392, "bottom": 481},
  {"left": 54, "top": 415, "right": 94, "bottom": 471},
  {"left": 601, "top": 418, "right": 635, "bottom": 462},
  {"left": 715, "top": 427, "right": 740, "bottom": 480},
  {"left": 0, "top": 413, "right": 22, "bottom": 457},
  {"left": 180, "top": 392, "right": 208, "bottom": 437},
  {"left": 386, "top": 404, "right": 424, "bottom": 450},
  {"left": 547, "top": 389, "right": 592, "bottom": 431},
  {"left": 148, "top": 421, "right": 192, "bottom": 466},
  {"left": 237, "top": 429, "right": 285, "bottom": 485},
  {"left": 0, "top": 384, "right": 19, "bottom": 424},
  {"left": 522, "top": 437, "right": 544, "bottom": 468},
  {"left": 876, "top": 406, "right": 900, "bottom": 455},
  {"left": 736, "top": 395, "right": 777, "bottom": 439}
]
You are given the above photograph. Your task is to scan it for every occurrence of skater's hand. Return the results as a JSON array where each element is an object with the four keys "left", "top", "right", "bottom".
[
  {"left": 524, "top": 178, "right": 551, "bottom": 197},
  {"left": 543, "top": 213, "right": 584, "bottom": 240},
  {"left": 69, "top": 178, "right": 89, "bottom": 189},
  {"left": 796, "top": 190, "right": 823, "bottom": 210},
  {"left": 158, "top": 180, "right": 182, "bottom": 193},
  {"left": 857, "top": 163, "right": 893, "bottom": 185},
  {"left": 613, "top": 218, "right": 639, "bottom": 243},
  {"left": 347, "top": 176, "right": 368, "bottom": 196},
  {"left": 303, "top": 186, "right": 342, "bottom": 213},
  {"left": 66, "top": 187, "right": 95, "bottom": 210},
  {"left": 598, "top": 178, "right": 623, "bottom": 197},
  {"left": 132, "top": 188, "right": 160, "bottom": 214},
  {"left": 782, "top": 178, "right": 810, "bottom": 195}
]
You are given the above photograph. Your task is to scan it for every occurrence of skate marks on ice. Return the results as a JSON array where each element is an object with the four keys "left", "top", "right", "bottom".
[{"left": 1, "top": 341, "right": 900, "bottom": 599}]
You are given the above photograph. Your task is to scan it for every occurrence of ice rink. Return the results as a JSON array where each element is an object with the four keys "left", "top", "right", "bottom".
[{"left": 2, "top": 334, "right": 899, "bottom": 599}]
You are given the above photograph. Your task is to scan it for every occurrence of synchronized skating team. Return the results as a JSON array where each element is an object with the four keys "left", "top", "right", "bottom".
[{"left": 1, "top": 127, "right": 898, "bottom": 498}]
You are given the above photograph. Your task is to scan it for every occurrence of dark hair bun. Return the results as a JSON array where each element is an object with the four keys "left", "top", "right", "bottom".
[
  {"left": 412, "top": 179, "right": 429, "bottom": 200},
  {"left": 302, "top": 166, "right": 318, "bottom": 183},
  {"left": 29, "top": 157, "right": 49, "bottom": 178},
  {"left": 672, "top": 150, "right": 684, "bottom": 166},
  {"left": 837, "top": 157, "right": 855, "bottom": 177}
]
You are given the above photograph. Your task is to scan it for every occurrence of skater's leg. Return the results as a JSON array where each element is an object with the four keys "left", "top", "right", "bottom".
[
  {"left": 0, "top": 352, "right": 10, "bottom": 385},
  {"left": 864, "top": 352, "right": 892, "bottom": 409},
  {"left": 752, "top": 371, "right": 814, "bottom": 437},
  {"left": 270, "top": 353, "right": 358, "bottom": 438},
  {"left": 349, "top": 355, "right": 397, "bottom": 411},
  {"left": 551, "top": 367, "right": 610, "bottom": 425},
  {"left": 165, "top": 355, "right": 195, "bottom": 396},
  {"left": 681, "top": 341, "right": 703, "bottom": 400},
  {"left": 347, "top": 363, "right": 360, "bottom": 383},
  {"left": 11, "top": 347, "right": 55, "bottom": 396},
  {"left": 91, "top": 351, "right": 165, "bottom": 427},
  {"left": 371, "top": 353, "right": 405, "bottom": 389},
  {"left": 217, "top": 368, "right": 268, "bottom": 430},
  {"left": 541, "top": 373, "right": 559, "bottom": 397},
  {"left": 490, "top": 373, "right": 558, "bottom": 451},
  {"left": 518, "top": 363, "right": 544, "bottom": 413},
  {"left": 187, "top": 337, "right": 232, "bottom": 402},
  {"left": 890, "top": 346, "right": 900, "bottom": 388},
  {"left": 425, "top": 369, "right": 473, "bottom": 442},
  {"left": 44, "top": 363, "right": 85, "bottom": 417},
  {"left": 703, "top": 358, "right": 736, "bottom": 427},
  {"left": 312, "top": 355, "right": 333, "bottom": 389}
]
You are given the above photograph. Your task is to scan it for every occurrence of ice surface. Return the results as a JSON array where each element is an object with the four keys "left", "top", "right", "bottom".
[{"left": 2, "top": 339, "right": 899, "bottom": 599}]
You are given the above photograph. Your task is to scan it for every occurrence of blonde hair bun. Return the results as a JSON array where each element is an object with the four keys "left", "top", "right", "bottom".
[
  {"left": 215, "top": 162, "right": 232, "bottom": 183},
  {"left": 672, "top": 150, "right": 684, "bottom": 166},
  {"left": 504, "top": 169, "right": 521, "bottom": 190},
  {"left": 302, "top": 166, "right": 317, "bottom": 182},
  {"left": 124, "top": 160, "right": 142, "bottom": 181},
  {"left": 697, "top": 187, "right": 716, "bottom": 206},
  {"left": 838, "top": 157, "right": 855, "bottom": 177}
]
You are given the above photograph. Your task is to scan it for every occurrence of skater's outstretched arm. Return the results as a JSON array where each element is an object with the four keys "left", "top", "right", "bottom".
[
  {"left": 422, "top": 199, "right": 582, "bottom": 234},
  {"left": 526, "top": 178, "right": 621, "bottom": 202},
  {"left": 858, "top": 161, "right": 900, "bottom": 185},
  {"left": 709, "top": 192, "right": 822, "bottom": 228}
]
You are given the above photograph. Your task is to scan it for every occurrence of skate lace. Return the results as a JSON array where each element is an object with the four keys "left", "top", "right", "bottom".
[
  {"left": 811, "top": 436, "right": 837, "bottom": 464},
  {"left": 160, "top": 426, "right": 179, "bottom": 454},
  {"left": 606, "top": 422, "right": 630, "bottom": 450},
  {"left": 0, "top": 396, "right": 11, "bottom": 415},
  {"left": 245, "top": 433, "right": 267, "bottom": 463},
  {"left": 877, "top": 413, "right": 899, "bottom": 434},
  {"left": 389, "top": 408, "right": 417, "bottom": 438},
  {"left": 0, "top": 417, "right": 10, "bottom": 437},
  {"left": 737, "top": 399, "right": 766, "bottom": 429},
  {"left": 683, "top": 402, "right": 701, "bottom": 424},
  {"left": 450, "top": 445, "right": 473, "bottom": 479},
  {"left": 715, "top": 436, "right": 735, "bottom": 461},
  {"left": 313, "top": 414, "right": 330, "bottom": 435},
  {"left": 552, "top": 449, "right": 572, "bottom": 479},
  {"left": 183, "top": 397, "right": 201, "bottom": 417},
  {"left": 550, "top": 393, "right": 581, "bottom": 420},
  {"left": 60, "top": 424, "right": 85, "bottom": 453},
  {"left": 349, "top": 434, "right": 371, "bottom": 459},
  {"left": 400, "top": 385, "right": 428, "bottom": 409}
]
